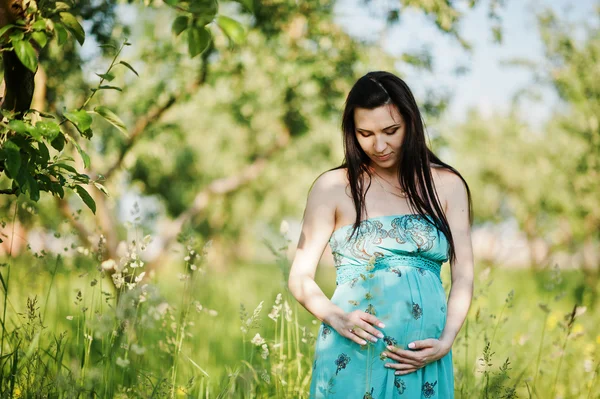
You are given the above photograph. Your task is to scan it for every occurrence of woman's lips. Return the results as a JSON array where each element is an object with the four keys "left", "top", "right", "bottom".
[{"left": 376, "top": 153, "right": 392, "bottom": 161}]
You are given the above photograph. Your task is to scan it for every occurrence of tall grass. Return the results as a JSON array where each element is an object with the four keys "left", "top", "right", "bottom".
[{"left": 0, "top": 202, "right": 599, "bottom": 398}]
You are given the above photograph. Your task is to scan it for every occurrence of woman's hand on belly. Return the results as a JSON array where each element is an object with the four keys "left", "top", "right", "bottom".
[
  {"left": 381, "top": 338, "right": 451, "bottom": 375},
  {"left": 329, "top": 310, "right": 386, "bottom": 346}
]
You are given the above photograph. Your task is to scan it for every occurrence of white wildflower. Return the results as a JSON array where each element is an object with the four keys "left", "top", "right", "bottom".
[
  {"left": 251, "top": 333, "right": 266, "bottom": 346},
  {"left": 283, "top": 300, "right": 292, "bottom": 322},
  {"left": 260, "top": 343, "right": 269, "bottom": 359},
  {"left": 280, "top": 220, "right": 289, "bottom": 235},
  {"left": 208, "top": 309, "right": 218, "bottom": 316},
  {"left": 268, "top": 293, "right": 283, "bottom": 322},
  {"left": 116, "top": 357, "right": 130, "bottom": 368},
  {"left": 112, "top": 273, "right": 124, "bottom": 289},
  {"left": 101, "top": 259, "right": 116, "bottom": 271},
  {"left": 131, "top": 343, "right": 146, "bottom": 355},
  {"left": 66, "top": 315, "right": 73, "bottom": 320},
  {"left": 135, "top": 272, "right": 146, "bottom": 283}
]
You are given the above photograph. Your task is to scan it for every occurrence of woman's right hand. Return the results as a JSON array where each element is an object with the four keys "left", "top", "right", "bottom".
[{"left": 328, "top": 310, "right": 386, "bottom": 345}]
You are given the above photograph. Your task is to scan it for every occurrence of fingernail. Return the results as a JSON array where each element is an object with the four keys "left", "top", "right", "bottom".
[
  {"left": 381, "top": 352, "right": 387, "bottom": 357},
  {"left": 386, "top": 345, "right": 392, "bottom": 350},
  {"left": 408, "top": 342, "right": 415, "bottom": 349},
  {"left": 362, "top": 340, "right": 367, "bottom": 345},
  {"left": 378, "top": 323, "right": 385, "bottom": 328},
  {"left": 377, "top": 332, "right": 384, "bottom": 338},
  {"left": 395, "top": 371, "right": 400, "bottom": 375}
]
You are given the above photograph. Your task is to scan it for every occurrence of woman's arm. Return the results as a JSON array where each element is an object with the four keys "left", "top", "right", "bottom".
[
  {"left": 287, "top": 171, "right": 386, "bottom": 345},
  {"left": 438, "top": 171, "right": 475, "bottom": 350},
  {"left": 287, "top": 171, "right": 342, "bottom": 324}
]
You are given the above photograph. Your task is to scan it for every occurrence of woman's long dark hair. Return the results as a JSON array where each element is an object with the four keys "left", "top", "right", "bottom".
[{"left": 329, "top": 71, "right": 472, "bottom": 265}]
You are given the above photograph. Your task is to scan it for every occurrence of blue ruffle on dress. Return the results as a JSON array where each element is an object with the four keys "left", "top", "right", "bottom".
[{"left": 309, "top": 214, "right": 453, "bottom": 398}]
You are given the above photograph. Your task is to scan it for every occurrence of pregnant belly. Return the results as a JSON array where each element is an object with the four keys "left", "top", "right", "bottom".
[{"left": 329, "top": 265, "right": 448, "bottom": 349}]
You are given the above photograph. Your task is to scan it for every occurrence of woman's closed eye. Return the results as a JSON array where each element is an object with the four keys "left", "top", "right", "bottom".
[{"left": 358, "top": 128, "right": 398, "bottom": 137}]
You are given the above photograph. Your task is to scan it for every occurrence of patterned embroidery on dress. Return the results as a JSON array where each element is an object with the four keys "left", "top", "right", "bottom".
[
  {"left": 390, "top": 267, "right": 402, "bottom": 277},
  {"left": 383, "top": 335, "right": 397, "bottom": 346},
  {"left": 329, "top": 234, "right": 344, "bottom": 266},
  {"left": 344, "top": 219, "right": 387, "bottom": 261},
  {"left": 422, "top": 380, "right": 438, "bottom": 398},
  {"left": 394, "top": 376, "right": 406, "bottom": 394},
  {"left": 365, "top": 304, "right": 377, "bottom": 316},
  {"left": 412, "top": 302, "right": 423, "bottom": 320},
  {"left": 440, "top": 304, "right": 446, "bottom": 313},
  {"left": 363, "top": 387, "right": 375, "bottom": 399},
  {"left": 321, "top": 324, "right": 332, "bottom": 340},
  {"left": 388, "top": 215, "right": 437, "bottom": 252},
  {"left": 334, "top": 353, "right": 351, "bottom": 375},
  {"left": 417, "top": 267, "right": 427, "bottom": 276}
]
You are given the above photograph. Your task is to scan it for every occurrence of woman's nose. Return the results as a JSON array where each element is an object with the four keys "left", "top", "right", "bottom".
[{"left": 374, "top": 136, "right": 387, "bottom": 153}]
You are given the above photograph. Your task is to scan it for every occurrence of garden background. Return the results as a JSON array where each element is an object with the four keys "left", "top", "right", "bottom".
[{"left": 0, "top": 0, "right": 599, "bottom": 397}]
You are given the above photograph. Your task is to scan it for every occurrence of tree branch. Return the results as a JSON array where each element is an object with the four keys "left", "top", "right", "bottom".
[
  {"left": 145, "top": 133, "right": 291, "bottom": 271},
  {"left": 102, "top": 56, "right": 210, "bottom": 180}
]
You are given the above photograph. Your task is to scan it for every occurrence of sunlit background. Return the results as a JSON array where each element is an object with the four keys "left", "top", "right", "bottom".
[{"left": 0, "top": 0, "right": 598, "bottom": 397}]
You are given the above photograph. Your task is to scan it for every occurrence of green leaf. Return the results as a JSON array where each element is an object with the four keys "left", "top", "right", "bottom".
[
  {"left": 70, "top": 139, "right": 90, "bottom": 169},
  {"left": 118, "top": 61, "right": 139, "bottom": 76},
  {"left": 37, "top": 142, "right": 50, "bottom": 165},
  {"left": 54, "top": 23, "right": 68, "bottom": 45},
  {"left": 217, "top": 15, "right": 245, "bottom": 44},
  {"left": 235, "top": 0, "right": 254, "bottom": 12},
  {"left": 98, "top": 43, "right": 117, "bottom": 50},
  {"left": 93, "top": 181, "right": 109, "bottom": 196},
  {"left": 93, "top": 106, "right": 128, "bottom": 136},
  {"left": 3, "top": 140, "right": 21, "bottom": 178},
  {"left": 95, "top": 72, "right": 115, "bottom": 81},
  {"left": 9, "top": 32, "right": 24, "bottom": 41},
  {"left": 59, "top": 12, "right": 85, "bottom": 45},
  {"left": 32, "top": 20, "right": 46, "bottom": 31},
  {"left": 74, "top": 185, "right": 96, "bottom": 214},
  {"left": 8, "top": 120, "right": 27, "bottom": 133},
  {"left": 51, "top": 182, "right": 64, "bottom": 198},
  {"left": 0, "top": 24, "right": 15, "bottom": 37},
  {"left": 26, "top": 125, "right": 43, "bottom": 141},
  {"left": 35, "top": 121, "right": 60, "bottom": 141},
  {"left": 51, "top": 133, "right": 65, "bottom": 151},
  {"left": 31, "top": 31, "right": 47, "bottom": 48},
  {"left": 55, "top": 2, "right": 70, "bottom": 11},
  {"left": 26, "top": 174, "right": 40, "bottom": 201},
  {"left": 64, "top": 110, "right": 92, "bottom": 133},
  {"left": 13, "top": 39, "right": 38, "bottom": 72},
  {"left": 188, "top": 26, "right": 211, "bottom": 58},
  {"left": 172, "top": 15, "right": 189, "bottom": 36},
  {"left": 97, "top": 85, "right": 122, "bottom": 91},
  {"left": 52, "top": 163, "right": 77, "bottom": 173}
]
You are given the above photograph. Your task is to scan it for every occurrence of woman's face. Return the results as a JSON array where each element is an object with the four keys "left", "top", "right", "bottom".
[{"left": 354, "top": 103, "right": 406, "bottom": 169}]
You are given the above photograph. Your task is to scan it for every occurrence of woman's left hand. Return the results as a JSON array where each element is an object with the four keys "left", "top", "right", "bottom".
[{"left": 382, "top": 338, "right": 452, "bottom": 375}]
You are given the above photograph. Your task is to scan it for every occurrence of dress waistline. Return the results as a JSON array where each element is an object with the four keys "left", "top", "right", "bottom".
[{"left": 335, "top": 254, "right": 443, "bottom": 286}]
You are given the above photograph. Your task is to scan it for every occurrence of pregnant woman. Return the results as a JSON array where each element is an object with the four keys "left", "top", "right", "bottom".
[{"left": 288, "top": 71, "right": 474, "bottom": 398}]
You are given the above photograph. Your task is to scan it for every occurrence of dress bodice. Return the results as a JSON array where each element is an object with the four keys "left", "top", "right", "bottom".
[{"left": 328, "top": 214, "right": 450, "bottom": 285}]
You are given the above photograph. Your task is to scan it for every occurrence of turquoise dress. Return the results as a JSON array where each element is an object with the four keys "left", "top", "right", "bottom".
[{"left": 309, "top": 214, "right": 453, "bottom": 398}]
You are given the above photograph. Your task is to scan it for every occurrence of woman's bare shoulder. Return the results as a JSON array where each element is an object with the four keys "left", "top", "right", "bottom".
[
  {"left": 311, "top": 167, "right": 348, "bottom": 192},
  {"left": 430, "top": 165, "right": 466, "bottom": 212}
]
